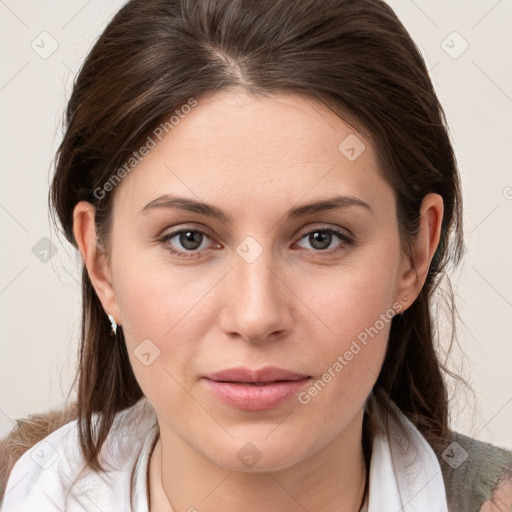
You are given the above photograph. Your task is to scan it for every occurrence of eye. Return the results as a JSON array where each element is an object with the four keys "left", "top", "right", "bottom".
[
  {"left": 159, "top": 228, "right": 218, "bottom": 258},
  {"left": 159, "top": 225, "right": 354, "bottom": 259},
  {"left": 295, "top": 227, "right": 354, "bottom": 255}
]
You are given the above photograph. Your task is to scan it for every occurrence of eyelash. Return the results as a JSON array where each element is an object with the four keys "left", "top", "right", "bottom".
[{"left": 158, "top": 226, "right": 354, "bottom": 259}]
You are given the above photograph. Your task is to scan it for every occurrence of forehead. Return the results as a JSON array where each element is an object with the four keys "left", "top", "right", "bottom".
[{"left": 114, "top": 90, "right": 392, "bottom": 219}]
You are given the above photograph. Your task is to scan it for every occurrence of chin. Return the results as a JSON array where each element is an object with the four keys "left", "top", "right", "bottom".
[{"left": 203, "top": 436, "right": 314, "bottom": 474}]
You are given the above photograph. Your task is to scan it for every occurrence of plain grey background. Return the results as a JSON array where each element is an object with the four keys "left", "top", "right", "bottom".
[{"left": 0, "top": 0, "right": 511, "bottom": 449}]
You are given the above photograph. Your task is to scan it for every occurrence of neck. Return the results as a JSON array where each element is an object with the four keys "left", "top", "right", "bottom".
[{"left": 149, "top": 409, "right": 369, "bottom": 512}]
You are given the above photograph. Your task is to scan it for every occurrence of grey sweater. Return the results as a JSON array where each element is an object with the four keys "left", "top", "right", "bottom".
[{"left": 437, "top": 431, "right": 512, "bottom": 511}]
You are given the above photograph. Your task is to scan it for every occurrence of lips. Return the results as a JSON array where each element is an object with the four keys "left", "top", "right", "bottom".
[
  {"left": 202, "top": 366, "right": 311, "bottom": 411},
  {"left": 203, "top": 366, "right": 310, "bottom": 384}
]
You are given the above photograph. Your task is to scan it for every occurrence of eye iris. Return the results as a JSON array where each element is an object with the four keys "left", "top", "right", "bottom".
[
  {"left": 180, "top": 231, "right": 203, "bottom": 250},
  {"left": 172, "top": 230, "right": 340, "bottom": 253},
  {"left": 310, "top": 231, "right": 331, "bottom": 250}
]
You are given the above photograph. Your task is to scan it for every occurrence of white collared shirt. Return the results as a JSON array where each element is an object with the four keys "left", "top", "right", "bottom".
[{"left": 0, "top": 396, "right": 448, "bottom": 511}]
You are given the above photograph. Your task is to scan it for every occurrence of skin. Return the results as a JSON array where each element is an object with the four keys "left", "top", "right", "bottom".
[
  {"left": 73, "top": 90, "right": 443, "bottom": 512},
  {"left": 481, "top": 477, "right": 512, "bottom": 512}
]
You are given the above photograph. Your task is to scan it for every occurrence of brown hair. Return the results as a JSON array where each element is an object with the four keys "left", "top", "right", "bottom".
[{"left": 14, "top": 0, "right": 466, "bottom": 473}]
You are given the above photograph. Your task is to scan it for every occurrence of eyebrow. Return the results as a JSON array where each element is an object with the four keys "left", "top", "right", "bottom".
[{"left": 140, "top": 193, "right": 373, "bottom": 222}]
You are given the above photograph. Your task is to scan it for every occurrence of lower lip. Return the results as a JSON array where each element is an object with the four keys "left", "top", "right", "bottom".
[{"left": 203, "top": 377, "right": 311, "bottom": 411}]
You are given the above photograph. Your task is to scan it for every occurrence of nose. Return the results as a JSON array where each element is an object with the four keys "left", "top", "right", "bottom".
[{"left": 219, "top": 245, "right": 294, "bottom": 343}]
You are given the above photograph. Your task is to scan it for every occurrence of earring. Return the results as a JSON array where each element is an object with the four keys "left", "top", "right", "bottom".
[{"left": 108, "top": 314, "right": 118, "bottom": 335}]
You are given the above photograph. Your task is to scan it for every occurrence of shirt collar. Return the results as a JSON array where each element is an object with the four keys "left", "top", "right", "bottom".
[
  {"left": 1, "top": 395, "right": 448, "bottom": 511},
  {"left": 129, "top": 396, "right": 448, "bottom": 512}
]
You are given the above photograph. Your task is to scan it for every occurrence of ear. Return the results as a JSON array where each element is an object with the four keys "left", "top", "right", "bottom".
[
  {"left": 394, "top": 193, "right": 444, "bottom": 310},
  {"left": 72, "top": 201, "right": 122, "bottom": 325}
]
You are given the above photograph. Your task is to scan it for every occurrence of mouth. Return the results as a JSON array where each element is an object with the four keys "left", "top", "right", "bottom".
[
  {"left": 202, "top": 366, "right": 312, "bottom": 410},
  {"left": 203, "top": 366, "right": 310, "bottom": 384}
]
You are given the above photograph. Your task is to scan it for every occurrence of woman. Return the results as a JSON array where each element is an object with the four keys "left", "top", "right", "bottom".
[{"left": 1, "top": 0, "right": 511, "bottom": 510}]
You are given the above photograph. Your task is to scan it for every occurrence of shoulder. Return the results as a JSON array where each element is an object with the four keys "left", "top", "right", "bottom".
[
  {"left": 437, "top": 430, "right": 512, "bottom": 512},
  {"left": 0, "top": 397, "right": 157, "bottom": 511},
  {"left": 0, "top": 402, "right": 78, "bottom": 504},
  {"left": 0, "top": 411, "right": 81, "bottom": 510}
]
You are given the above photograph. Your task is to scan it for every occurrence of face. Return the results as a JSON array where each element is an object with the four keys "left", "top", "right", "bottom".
[{"left": 98, "top": 90, "right": 411, "bottom": 472}]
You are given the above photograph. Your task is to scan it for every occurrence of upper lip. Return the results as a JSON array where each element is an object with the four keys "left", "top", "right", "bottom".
[{"left": 203, "top": 366, "right": 310, "bottom": 383}]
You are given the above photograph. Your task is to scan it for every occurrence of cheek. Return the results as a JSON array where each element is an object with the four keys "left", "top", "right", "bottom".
[
  {"left": 296, "top": 291, "right": 395, "bottom": 438},
  {"left": 110, "top": 249, "right": 225, "bottom": 390},
  {"left": 305, "top": 246, "right": 400, "bottom": 347},
  {"left": 296, "top": 249, "right": 401, "bottom": 402},
  {"left": 114, "top": 264, "right": 205, "bottom": 410},
  {"left": 309, "top": 298, "right": 393, "bottom": 397},
  {"left": 111, "top": 240, "right": 216, "bottom": 337}
]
